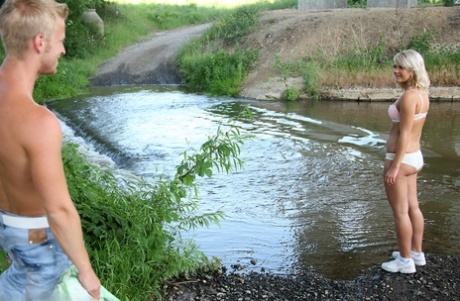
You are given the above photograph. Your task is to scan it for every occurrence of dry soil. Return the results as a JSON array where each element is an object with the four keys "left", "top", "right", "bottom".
[{"left": 239, "top": 6, "right": 460, "bottom": 101}]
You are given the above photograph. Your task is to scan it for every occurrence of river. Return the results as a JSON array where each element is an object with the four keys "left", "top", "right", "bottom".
[{"left": 47, "top": 85, "right": 460, "bottom": 279}]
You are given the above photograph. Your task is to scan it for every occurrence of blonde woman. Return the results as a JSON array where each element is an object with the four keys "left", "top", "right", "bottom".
[{"left": 382, "top": 49, "right": 430, "bottom": 273}]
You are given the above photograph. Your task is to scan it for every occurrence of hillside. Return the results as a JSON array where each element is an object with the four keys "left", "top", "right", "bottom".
[
  {"left": 92, "top": 6, "right": 460, "bottom": 101},
  {"left": 240, "top": 6, "right": 460, "bottom": 101}
]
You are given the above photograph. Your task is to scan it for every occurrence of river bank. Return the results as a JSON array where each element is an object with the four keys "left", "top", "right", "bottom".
[
  {"left": 238, "top": 7, "right": 460, "bottom": 102},
  {"left": 160, "top": 254, "right": 459, "bottom": 300},
  {"left": 91, "top": 7, "right": 460, "bottom": 102}
]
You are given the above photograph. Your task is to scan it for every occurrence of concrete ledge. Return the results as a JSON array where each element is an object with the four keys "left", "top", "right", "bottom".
[
  {"left": 298, "top": 0, "right": 347, "bottom": 10},
  {"left": 367, "top": 0, "right": 417, "bottom": 8},
  {"left": 321, "top": 87, "right": 460, "bottom": 102}
]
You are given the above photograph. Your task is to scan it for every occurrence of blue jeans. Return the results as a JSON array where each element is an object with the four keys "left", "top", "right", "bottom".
[{"left": 0, "top": 212, "right": 71, "bottom": 301}]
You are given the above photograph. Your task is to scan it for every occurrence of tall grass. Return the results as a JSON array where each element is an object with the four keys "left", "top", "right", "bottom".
[{"left": 177, "top": 5, "right": 262, "bottom": 96}]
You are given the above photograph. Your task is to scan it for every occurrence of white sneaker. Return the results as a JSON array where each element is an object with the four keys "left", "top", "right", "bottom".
[
  {"left": 382, "top": 256, "right": 416, "bottom": 274},
  {"left": 391, "top": 251, "right": 426, "bottom": 266}
]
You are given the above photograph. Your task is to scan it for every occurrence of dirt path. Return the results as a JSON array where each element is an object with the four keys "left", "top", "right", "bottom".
[{"left": 90, "top": 23, "right": 211, "bottom": 86}]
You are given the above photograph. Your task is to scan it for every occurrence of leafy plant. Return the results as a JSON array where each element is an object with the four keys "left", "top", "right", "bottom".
[
  {"left": 348, "top": 0, "right": 367, "bottom": 8},
  {"left": 178, "top": 48, "right": 259, "bottom": 96},
  {"left": 274, "top": 55, "right": 320, "bottom": 100},
  {"left": 406, "top": 29, "right": 435, "bottom": 55},
  {"left": 282, "top": 87, "right": 299, "bottom": 101},
  {"left": 62, "top": 123, "right": 245, "bottom": 300}
]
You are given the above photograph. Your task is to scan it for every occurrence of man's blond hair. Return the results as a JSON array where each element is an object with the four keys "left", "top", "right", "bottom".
[{"left": 0, "top": 0, "right": 68, "bottom": 58}]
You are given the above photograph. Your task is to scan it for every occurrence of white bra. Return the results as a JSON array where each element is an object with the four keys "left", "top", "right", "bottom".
[{"left": 388, "top": 90, "right": 427, "bottom": 123}]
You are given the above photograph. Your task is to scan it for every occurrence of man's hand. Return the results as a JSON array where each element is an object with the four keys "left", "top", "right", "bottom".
[{"left": 78, "top": 268, "right": 101, "bottom": 300}]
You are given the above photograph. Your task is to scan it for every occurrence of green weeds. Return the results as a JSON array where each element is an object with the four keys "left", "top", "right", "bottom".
[
  {"left": 177, "top": 5, "right": 261, "bottom": 96},
  {"left": 62, "top": 124, "right": 245, "bottom": 300},
  {"left": 282, "top": 87, "right": 299, "bottom": 101},
  {"left": 274, "top": 55, "right": 320, "bottom": 99}
]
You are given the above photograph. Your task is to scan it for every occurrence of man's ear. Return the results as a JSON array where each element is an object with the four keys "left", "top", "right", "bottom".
[{"left": 32, "top": 34, "right": 45, "bottom": 53}]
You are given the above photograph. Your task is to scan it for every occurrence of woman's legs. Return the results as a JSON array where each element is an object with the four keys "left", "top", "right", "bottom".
[
  {"left": 382, "top": 160, "right": 425, "bottom": 272},
  {"left": 384, "top": 164, "right": 413, "bottom": 259},
  {"left": 407, "top": 172, "right": 424, "bottom": 253}
]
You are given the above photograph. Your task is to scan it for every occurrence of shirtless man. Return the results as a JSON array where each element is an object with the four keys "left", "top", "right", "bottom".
[{"left": 0, "top": 0, "right": 101, "bottom": 299}]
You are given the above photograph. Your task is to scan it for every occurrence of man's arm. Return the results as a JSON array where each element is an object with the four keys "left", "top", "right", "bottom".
[{"left": 25, "top": 108, "right": 101, "bottom": 298}]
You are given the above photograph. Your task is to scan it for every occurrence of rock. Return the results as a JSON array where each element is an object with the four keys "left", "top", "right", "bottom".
[{"left": 82, "top": 9, "right": 104, "bottom": 36}]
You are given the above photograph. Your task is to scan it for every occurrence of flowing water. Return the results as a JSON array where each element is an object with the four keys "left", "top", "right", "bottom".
[{"left": 48, "top": 85, "right": 460, "bottom": 279}]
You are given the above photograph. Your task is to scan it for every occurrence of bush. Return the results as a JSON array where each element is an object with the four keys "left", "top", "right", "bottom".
[
  {"left": 58, "top": 0, "right": 121, "bottom": 59},
  {"left": 177, "top": 5, "right": 261, "bottom": 96},
  {"left": 348, "top": 0, "right": 366, "bottom": 8},
  {"left": 178, "top": 48, "right": 259, "bottom": 96},
  {"left": 282, "top": 87, "right": 299, "bottom": 101},
  {"left": 63, "top": 124, "right": 245, "bottom": 299}
]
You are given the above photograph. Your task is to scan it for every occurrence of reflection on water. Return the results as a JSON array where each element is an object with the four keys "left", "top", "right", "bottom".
[{"left": 48, "top": 86, "right": 460, "bottom": 279}]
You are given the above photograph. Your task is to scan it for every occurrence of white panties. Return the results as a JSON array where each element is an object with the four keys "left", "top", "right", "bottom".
[{"left": 385, "top": 150, "right": 423, "bottom": 170}]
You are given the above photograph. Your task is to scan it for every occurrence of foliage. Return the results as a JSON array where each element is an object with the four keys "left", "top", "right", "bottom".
[
  {"left": 63, "top": 124, "right": 245, "bottom": 300},
  {"left": 274, "top": 55, "right": 320, "bottom": 99},
  {"left": 303, "top": 61, "right": 320, "bottom": 100},
  {"left": 349, "top": 0, "right": 458, "bottom": 6},
  {"left": 347, "top": 0, "right": 366, "bottom": 8},
  {"left": 147, "top": 3, "right": 224, "bottom": 30},
  {"left": 177, "top": 5, "right": 261, "bottom": 96},
  {"left": 282, "top": 87, "right": 299, "bottom": 101},
  {"left": 419, "top": 0, "right": 459, "bottom": 5},
  {"left": 332, "top": 36, "right": 386, "bottom": 71},
  {"left": 208, "top": 5, "right": 260, "bottom": 45},
  {"left": 443, "top": 0, "right": 456, "bottom": 6},
  {"left": 406, "top": 29, "right": 435, "bottom": 55},
  {"left": 57, "top": 0, "right": 116, "bottom": 58},
  {"left": 178, "top": 48, "right": 259, "bottom": 96},
  {"left": 34, "top": 59, "right": 94, "bottom": 104}
]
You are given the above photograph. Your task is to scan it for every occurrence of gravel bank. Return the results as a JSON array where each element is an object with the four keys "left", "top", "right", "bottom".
[{"left": 161, "top": 254, "right": 460, "bottom": 301}]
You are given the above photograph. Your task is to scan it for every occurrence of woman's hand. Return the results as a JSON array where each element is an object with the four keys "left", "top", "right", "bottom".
[{"left": 385, "top": 165, "right": 399, "bottom": 185}]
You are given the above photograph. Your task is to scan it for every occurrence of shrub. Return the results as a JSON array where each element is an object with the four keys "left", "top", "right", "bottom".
[
  {"left": 178, "top": 48, "right": 259, "bottom": 96},
  {"left": 406, "top": 29, "right": 435, "bottom": 55},
  {"left": 282, "top": 87, "right": 299, "bottom": 101},
  {"left": 177, "top": 5, "right": 261, "bottom": 96},
  {"left": 62, "top": 124, "right": 245, "bottom": 299}
]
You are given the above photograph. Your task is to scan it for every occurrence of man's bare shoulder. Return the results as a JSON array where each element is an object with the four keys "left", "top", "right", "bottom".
[
  {"left": 23, "top": 104, "right": 62, "bottom": 145},
  {"left": 0, "top": 95, "right": 62, "bottom": 147}
]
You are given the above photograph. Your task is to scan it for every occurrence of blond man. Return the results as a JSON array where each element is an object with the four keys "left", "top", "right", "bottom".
[{"left": 0, "top": 0, "right": 101, "bottom": 299}]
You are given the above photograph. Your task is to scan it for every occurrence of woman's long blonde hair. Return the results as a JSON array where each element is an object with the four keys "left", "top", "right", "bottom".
[{"left": 393, "top": 49, "right": 430, "bottom": 91}]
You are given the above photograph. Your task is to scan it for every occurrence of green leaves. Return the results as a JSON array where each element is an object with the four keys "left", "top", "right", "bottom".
[
  {"left": 177, "top": 5, "right": 261, "bottom": 96},
  {"left": 62, "top": 122, "right": 245, "bottom": 299},
  {"left": 177, "top": 126, "right": 243, "bottom": 185}
]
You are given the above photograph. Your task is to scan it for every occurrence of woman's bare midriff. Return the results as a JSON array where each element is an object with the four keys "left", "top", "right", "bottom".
[{"left": 385, "top": 120, "right": 425, "bottom": 153}]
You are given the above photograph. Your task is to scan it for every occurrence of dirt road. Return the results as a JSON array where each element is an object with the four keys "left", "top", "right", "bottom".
[{"left": 90, "top": 23, "right": 211, "bottom": 86}]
